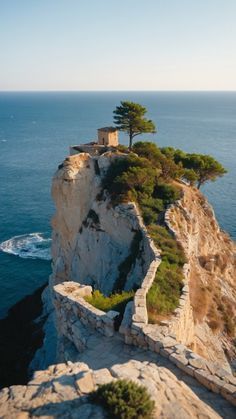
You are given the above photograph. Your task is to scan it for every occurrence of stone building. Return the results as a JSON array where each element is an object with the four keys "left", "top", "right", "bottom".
[
  {"left": 70, "top": 126, "right": 119, "bottom": 155},
  {"left": 97, "top": 127, "right": 119, "bottom": 146}
]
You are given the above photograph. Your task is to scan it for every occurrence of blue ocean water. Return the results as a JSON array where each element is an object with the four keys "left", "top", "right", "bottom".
[{"left": 0, "top": 92, "right": 235, "bottom": 318}]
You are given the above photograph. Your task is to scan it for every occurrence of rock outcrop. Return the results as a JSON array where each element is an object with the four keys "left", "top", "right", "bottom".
[
  {"left": 167, "top": 184, "right": 236, "bottom": 371},
  {"left": 51, "top": 153, "right": 151, "bottom": 294},
  {"left": 1, "top": 346, "right": 235, "bottom": 418},
  {"left": 1, "top": 150, "right": 236, "bottom": 418}
]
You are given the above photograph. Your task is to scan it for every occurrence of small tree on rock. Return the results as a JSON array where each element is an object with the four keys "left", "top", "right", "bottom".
[
  {"left": 184, "top": 154, "right": 227, "bottom": 189},
  {"left": 113, "top": 101, "right": 156, "bottom": 149}
]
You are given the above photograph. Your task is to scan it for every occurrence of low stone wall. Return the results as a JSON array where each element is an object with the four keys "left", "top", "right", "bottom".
[
  {"left": 164, "top": 198, "right": 195, "bottom": 345},
  {"left": 53, "top": 282, "right": 119, "bottom": 351},
  {"left": 51, "top": 200, "right": 236, "bottom": 406},
  {"left": 120, "top": 198, "right": 194, "bottom": 345},
  {"left": 119, "top": 198, "right": 236, "bottom": 406},
  {"left": 129, "top": 205, "right": 161, "bottom": 325},
  {"left": 129, "top": 321, "right": 236, "bottom": 405}
]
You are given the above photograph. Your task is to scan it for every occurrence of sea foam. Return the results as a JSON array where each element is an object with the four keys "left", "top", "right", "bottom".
[{"left": 0, "top": 233, "right": 51, "bottom": 260}]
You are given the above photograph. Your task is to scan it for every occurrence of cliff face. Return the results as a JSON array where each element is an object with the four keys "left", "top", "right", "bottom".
[
  {"left": 168, "top": 184, "right": 236, "bottom": 369},
  {"left": 1, "top": 150, "right": 236, "bottom": 417},
  {"left": 51, "top": 152, "right": 236, "bottom": 370},
  {"left": 51, "top": 153, "right": 150, "bottom": 295}
]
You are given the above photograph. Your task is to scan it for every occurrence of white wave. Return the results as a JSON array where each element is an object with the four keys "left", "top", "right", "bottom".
[{"left": 0, "top": 233, "right": 52, "bottom": 260}]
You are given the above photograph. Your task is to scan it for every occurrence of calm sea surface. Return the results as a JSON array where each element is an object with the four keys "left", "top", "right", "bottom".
[{"left": 0, "top": 92, "right": 235, "bottom": 318}]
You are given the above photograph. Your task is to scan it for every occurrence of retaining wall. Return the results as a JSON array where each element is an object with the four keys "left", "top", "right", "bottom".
[
  {"left": 52, "top": 199, "right": 236, "bottom": 406},
  {"left": 118, "top": 197, "right": 236, "bottom": 406},
  {"left": 53, "top": 282, "right": 119, "bottom": 352}
]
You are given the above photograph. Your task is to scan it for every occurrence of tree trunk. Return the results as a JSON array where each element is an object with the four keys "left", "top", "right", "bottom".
[
  {"left": 129, "top": 135, "right": 133, "bottom": 150},
  {"left": 197, "top": 180, "right": 202, "bottom": 189}
]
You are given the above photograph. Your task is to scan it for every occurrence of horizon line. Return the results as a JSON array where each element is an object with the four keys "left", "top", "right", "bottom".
[{"left": 0, "top": 89, "right": 236, "bottom": 93}]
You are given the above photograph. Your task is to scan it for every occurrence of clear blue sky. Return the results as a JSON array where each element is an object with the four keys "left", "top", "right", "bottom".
[{"left": 1, "top": 0, "right": 236, "bottom": 90}]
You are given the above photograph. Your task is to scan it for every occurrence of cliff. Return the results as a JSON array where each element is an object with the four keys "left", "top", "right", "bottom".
[
  {"left": 1, "top": 150, "right": 236, "bottom": 418},
  {"left": 51, "top": 153, "right": 150, "bottom": 294},
  {"left": 51, "top": 152, "right": 236, "bottom": 371},
  {"left": 167, "top": 184, "right": 236, "bottom": 369}
]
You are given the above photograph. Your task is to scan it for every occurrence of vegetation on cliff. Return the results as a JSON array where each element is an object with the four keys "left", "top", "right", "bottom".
[
  {"left": 160, "top": 147, "right": 227, "bottom": 189},
  {"left": 113, "top": 100, "right": 226, "bottom": 189},
  {"left": 102, "top": 142, "right": 187, "bottom": 320},
  {"left": 85, "top": 290, "right": 134, "bottom": 315},
  {"left": 90, "top": 140, "right": 227, "bottom": 322},
  {"left": 90, "top": 379, "right": 155, "bottom": 419}
]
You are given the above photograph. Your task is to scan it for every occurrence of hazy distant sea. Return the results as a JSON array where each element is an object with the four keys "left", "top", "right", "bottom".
[{"left": 0, "top": 91, "right": 235, "bottom": 318}]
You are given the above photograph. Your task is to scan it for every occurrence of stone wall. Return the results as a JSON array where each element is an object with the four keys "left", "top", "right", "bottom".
[
  {"left": 53, "top": 282, "right": 119, "bottom": 352},
  {"left": 127, "top": 319, "right": 236, "bottom": 405},
  {"left": 50, "top": 155, "right": 236, "bottom": 406},
  {"left": 126, "top": 207, "right": 161, "bottom": 326},
  {"left": 118, "top": 198, "right": 236, "bottom": 405},
  {"left": 51, "top": 197, "right": 236, "bottom": 405},
  {"left": 120, "top": 197, "right": 194, "bottom": 346},
  {"left": 163, "top": 200, "right": 195, "bottom": 345}
]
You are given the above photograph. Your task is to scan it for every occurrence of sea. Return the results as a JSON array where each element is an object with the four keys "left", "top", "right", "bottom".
[{"left": 0, "top": 91, "right": 235, "bottom": 319}]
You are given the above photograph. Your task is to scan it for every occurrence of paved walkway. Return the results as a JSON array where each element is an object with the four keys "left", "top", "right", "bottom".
[
  {"left": 1, "top": 327, "right": 235, "bottom": 418},
  {"left": 59, "top": 330, "right": 235, "bottom": 418}
]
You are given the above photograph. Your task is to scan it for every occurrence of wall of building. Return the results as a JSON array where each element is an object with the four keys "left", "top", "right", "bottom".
[{"left": 98, "top": 130, "right": 118, "bottom": 146}]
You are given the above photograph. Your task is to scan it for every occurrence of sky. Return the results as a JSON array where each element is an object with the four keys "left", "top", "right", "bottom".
[{"left": 0, "top": 0, "right": 236, "bottom": 91}]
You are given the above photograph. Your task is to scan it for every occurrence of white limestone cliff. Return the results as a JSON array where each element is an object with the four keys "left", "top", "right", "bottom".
[
  {"left": 51, "top": 152, "right": 151, "bottom": 294},
  {"left": 49, "top": 152, "right": 236, "bottom": 371},
  {"left": 1, "top": 149, "right": 236, "bottom": 418}
]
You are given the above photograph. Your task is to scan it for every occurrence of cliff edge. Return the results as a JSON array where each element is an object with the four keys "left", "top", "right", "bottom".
[
  {"left": 1, "top": 149, "right": 236, "bottom": 418},
  {"left": 168, "top": 184, "right": 236, "bottom": 369}
]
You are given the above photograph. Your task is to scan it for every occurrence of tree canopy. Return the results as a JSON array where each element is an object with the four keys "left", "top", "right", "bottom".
[
  {"left": 160, "top": 147, "right": 227, "bottom": 189},
  {"left": 113, "top": 101, "right": 156, "bottom": 149}
]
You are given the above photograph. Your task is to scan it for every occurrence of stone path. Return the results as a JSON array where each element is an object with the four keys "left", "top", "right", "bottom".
[
  {"left": 1, "top": 330, "right": 235, "bottom": 418},
  {"left": 59, "top": 330, "right": 235, "bottom": 418}
]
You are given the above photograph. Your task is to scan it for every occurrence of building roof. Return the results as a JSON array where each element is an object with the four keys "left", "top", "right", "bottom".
[{"left": 97, "top": 126, "right": 118, "bottom": 132}]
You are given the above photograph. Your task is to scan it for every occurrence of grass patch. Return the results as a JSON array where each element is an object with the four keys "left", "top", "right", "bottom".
[
  {"left": 90, "top": 379, "right": 155, "bottom": 419},
  {"left": 146, "top": 225, "right": 186, "bottom": 321},
  {"left": 85, "top": 290, "right": 134, "bottom": 315}
]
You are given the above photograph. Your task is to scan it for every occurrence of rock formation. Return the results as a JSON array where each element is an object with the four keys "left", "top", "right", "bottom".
[
  {"left": 0, "top": 150, "right": 236, "bottom": 418},
  {"left": 167, "top": 184, "right": 236, "bottom": 370},
  {"left": 51, "top": 153, "right": 149, "bottom": 294}
]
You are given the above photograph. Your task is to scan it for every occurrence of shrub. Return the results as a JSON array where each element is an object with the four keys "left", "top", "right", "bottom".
[
  {"left": 85, "top": 290, "right": 134, "bottom": 315},
  {"left": 141, "top": 206, "right": 158, "bottom": 225},
  {"left": 132, "top": 141, "right": 162, "bottom": 168},
  {"left": 90, "top": 379, "right": 155, "bottom": 419},
  {"left": 100, "top": 143, "right": 187, "bottom": 320},
  {"left": 146, "top": 224, "right": 186, "bottom": 320},
  {"left": 153, "top": 182, "right": 181, "bottom": 204},
  {"left": 117, "top": 144, "right": 129, "bottom": 153}
]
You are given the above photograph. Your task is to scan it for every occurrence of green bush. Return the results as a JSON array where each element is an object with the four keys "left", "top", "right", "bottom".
[
  {"left": 132, "top": 141, "right": 162, "bottom": 168},
  {"left": 100, "top": 143, "right": 187, "bottom": 320},
  {"left": 85, "top": 290, "right": 134, "bottom": 314},
  {"left": 117, "top": 144, "right": 129, "bottom": 153},
  {"left": 146, "top": 224, "right": 186, "bottom": 320},
  {"left": 90, "top": 379, "right": 155, "bottom": 419},
  {"left": 153, "top": 182, "right": 181, "bottom": 204},
  {"left": 141, "top": 206, "right": 158, "bottom": 225}
]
